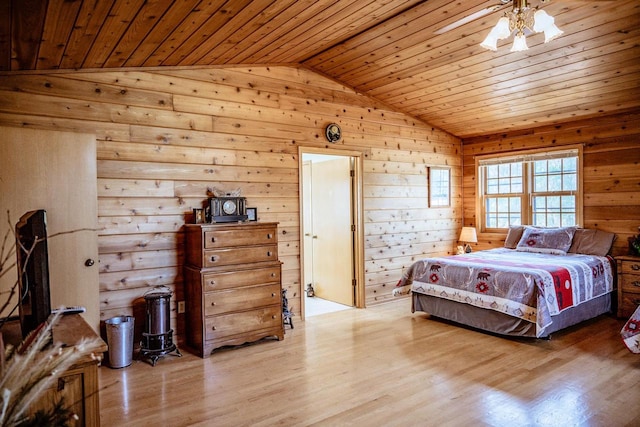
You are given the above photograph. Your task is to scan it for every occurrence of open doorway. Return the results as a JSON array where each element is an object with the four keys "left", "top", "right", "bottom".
[{"left": 299, "top": 147, "right": 364, "bottom": 319}]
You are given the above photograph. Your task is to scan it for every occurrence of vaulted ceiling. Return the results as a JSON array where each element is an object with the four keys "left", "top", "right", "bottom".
[{"left": 1, "top": 0, "right": 638, "bottom": 138}]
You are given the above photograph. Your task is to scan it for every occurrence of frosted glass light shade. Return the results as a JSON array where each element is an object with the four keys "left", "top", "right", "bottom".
[
  {"left": 480, "top": 17, "right": 511, "bottom": 51},
  {"left": 510, "top": 33, "right": 528, "bottom": 52},
  {"left": 480, "top": 31, "right": 499, "bottom": 51},
  {"left": 533, "top": 10, "right": 564, "bottom": 43},
  {"left": 493, "top": 17, "right": 512, "bottom": 40}
]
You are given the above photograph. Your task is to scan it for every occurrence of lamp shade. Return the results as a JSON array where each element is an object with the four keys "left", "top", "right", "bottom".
[
  {"left": 459, "top": 227, "right": 478, "bottom": 243},
  {"left": 533, "top": 10, "right": 563, "bottom": 43},
  {"left": 480, "top": 17, "right": 511, "bottom": 51},
  {"left": 510, "top": 32, "right": 528, "bottom": 52}
]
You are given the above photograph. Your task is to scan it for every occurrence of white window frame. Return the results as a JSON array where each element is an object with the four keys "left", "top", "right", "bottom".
[
  {"left": 428, "top": 166, "right": 451, "bottom": 207},
  {"left": 475, "top": 146, "right": 583, "bottom": 232}
]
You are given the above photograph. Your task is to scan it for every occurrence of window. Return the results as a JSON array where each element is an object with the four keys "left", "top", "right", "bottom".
[
  {"left": 477, "top": 148, "right": 581, "bottom": 231},
  {"left": 428, "top": 166, "right": 450, "bottom": 207}
]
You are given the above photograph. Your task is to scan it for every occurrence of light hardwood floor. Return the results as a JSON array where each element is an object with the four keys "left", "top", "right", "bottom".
[{"left": 98, "top": 299, "right": 640, "bottom": 426}]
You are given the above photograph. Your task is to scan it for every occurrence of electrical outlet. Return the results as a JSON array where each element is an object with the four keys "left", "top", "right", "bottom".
[{"left": 177, "top": 301, "right": 185, "bottom": 313}]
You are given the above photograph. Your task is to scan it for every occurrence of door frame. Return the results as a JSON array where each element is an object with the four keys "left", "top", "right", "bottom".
[{"left": 298, "top": 146, "right": 365, "bottom": 319}]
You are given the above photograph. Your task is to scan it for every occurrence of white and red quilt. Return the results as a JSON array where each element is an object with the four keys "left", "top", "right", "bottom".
[
  {"left": 621, "top": 305, "right": 640, "bottom": 354},
  {"left": 393, "top": 248, "right": 614, "bottom": 337}
]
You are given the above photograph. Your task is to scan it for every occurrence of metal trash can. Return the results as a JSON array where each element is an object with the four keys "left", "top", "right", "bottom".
[{"left": 105, "top": 315, "right": 135, "bottom": 368}]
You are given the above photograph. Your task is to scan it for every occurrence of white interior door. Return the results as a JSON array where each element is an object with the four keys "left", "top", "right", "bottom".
[
  {"left": 0, "top": 127, "right": 99, "bottom": 331},
  {"left": 302, "top": 161, "right": 314, "bottom": 293},
  {"left": 308, "top": 156, "right": 354, "bottom": 306}
]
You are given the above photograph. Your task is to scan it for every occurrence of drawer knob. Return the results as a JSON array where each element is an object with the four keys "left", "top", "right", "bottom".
[
  {"left": 272, "top": 293, "right": 276, "bottom": 297},
  {"left": 272, "top": 315, "right": 276, "bottom": 319},
  {"left": 211, "top": 302, "right": 216, "bottom": 306},
  {"left": 633, "top": 281, "right": 640, "bottom": 287},
  {"left": 209, "top": 280, "right": 216, "bottom": 285},
  {"left": 211, "top": 236, "right": 216, "bottom": 243},
  {"left": 267, "top": 251, "right": 272, "bottom": 257},
  {"left": 267, "top": 233, "right": 272, "bottom": 239},
  {"left": 210, "top": 255, "right": 217, "bottom": 262},
  {"left": 632, "top": 264, "right": 640, "bottom": 271},
  {"left": 211, "top": 326, "right": 216, "bottom": 331},
  {"left": 271, "top": 273, "right": 276, "bottom": 277}
]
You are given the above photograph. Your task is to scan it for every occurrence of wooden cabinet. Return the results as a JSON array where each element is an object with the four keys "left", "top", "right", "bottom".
[
  {"left": 617, "top": 255, "right": 640, "bottom": 318},
  {"left": 184, "top": 222, "right": 284, "bottom": 357},
  {"left": 2, "top": 315, "right": 107, "bottom": 427}
]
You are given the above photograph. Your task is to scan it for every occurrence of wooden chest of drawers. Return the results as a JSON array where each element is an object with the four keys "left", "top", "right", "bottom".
[
  {"left": 617, "top": 255, "right": 640, "bottom": 318},
  {"left": 184, "top": 222, "right": 284, "bottom": 357}
]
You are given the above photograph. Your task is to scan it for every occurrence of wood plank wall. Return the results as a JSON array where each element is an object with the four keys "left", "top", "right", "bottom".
[
  {"left": 0, "top": 66, "right": 461, "bottom": 338},
  {"left": 462, "top": 110, "right": 640, "bottom": 256}
]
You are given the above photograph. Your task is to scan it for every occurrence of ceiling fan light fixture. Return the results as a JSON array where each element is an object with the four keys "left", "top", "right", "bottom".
[{"left": 480, "top": 0, "right": 562, "bottom": 52}]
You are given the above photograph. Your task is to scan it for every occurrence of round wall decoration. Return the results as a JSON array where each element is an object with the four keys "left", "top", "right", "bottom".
[{"left": 325, "top": 123, "right": 342, "bottom": 143}]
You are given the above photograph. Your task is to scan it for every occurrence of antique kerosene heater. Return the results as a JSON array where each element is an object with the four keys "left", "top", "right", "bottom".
[{"left": 140, "top": 286, "right": 181, "bottom": 366}]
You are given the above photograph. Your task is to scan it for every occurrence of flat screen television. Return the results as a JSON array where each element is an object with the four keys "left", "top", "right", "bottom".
[{"left": 15, "top": 209, "right": 51, "bottom": 338}]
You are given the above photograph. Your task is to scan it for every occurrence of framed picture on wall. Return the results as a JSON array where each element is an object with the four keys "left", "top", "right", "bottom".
[
  {"left": 428, "top": 166, "right": 451, "bottom": 207},
  {"left": 246, "top": 207, "right": 257, "bottom": 221}
]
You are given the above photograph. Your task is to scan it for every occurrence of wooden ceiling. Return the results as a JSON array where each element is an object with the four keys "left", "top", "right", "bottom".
[{"left": 1, "top": 0, "right": 638, "bottom": 138}]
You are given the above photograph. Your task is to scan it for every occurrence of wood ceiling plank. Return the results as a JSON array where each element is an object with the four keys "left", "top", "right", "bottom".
[
  {"left": 402, "top": 53, "right": 640, "bottom": 132},
  {"left": 304, "top": 0, "right": 470, "bottom": 74},
  {"left": 226, "top": 0, "right": 345, "bottom": 64},
  {"left": 160, "top": 0, "right": 254, "bottom": 66},
  {"left": 268, "top": 0, "right": 421, "bottom": 64},
  {"left": 191, "top": 0, "right": 297, "bottom": 64},
  {"left": 142, "top": 0, "right": 227, "bottom": 66},
  {"left": 388, "top": 29, "right": 640, "bottom": 110},
  {"left": 336, "top": 1, "right": 634, "bottom": 91},
  {"left": 368, "top": 12, "right": 640, "bottom": 104},
  {"left": 406, "top": 20, "right": 637, "bottom": 102},
  {"left": 412, "top": 51, "right": 640, "bottom": 118},
  {"left": 103, "top": 0, "right": 175, "bottom": 68},
  {"left": 36, "top": 0, "right": 83, "bottom": 70},
  {"left": 82, "top": 0, "right": 147, "bottom": 68},
  {"left": 123, "top": 0, "right": 201, "bottom": 67},
  {"left": 430, "top": 81, "right": 639, "bottom": 125},
  {"left": 59, "top": 0, "right": 115, "bottom": 69},
  {"left": 221, "top": 0, "right": 323, "bottom": 64},
  {"left": 10, "top": 0, "right": 47, "bottom": 70},
  {"left": 412, "top": 58, "right": 640, "bottom": 121},
  {"left": 315, "top": 1, "right": 493, "bottom": 84},
  {"left": 176, "top": 0, "right": 274, "bottom": 65},
  {"left": 446, "top": 99, "right": 640, "bottom": 139}
]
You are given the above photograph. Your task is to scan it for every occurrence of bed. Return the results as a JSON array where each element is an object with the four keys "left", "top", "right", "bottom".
[{"left": 393, "top": 226, "right": 617, "bottom": 338}]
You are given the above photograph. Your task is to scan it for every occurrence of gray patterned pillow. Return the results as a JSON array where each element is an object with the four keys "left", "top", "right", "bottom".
[{"left": 516, "top": 226, "right": 576, "bottom": 255}]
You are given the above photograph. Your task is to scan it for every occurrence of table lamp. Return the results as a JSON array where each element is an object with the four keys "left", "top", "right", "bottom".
[{"left": 459, "top": 227, "right": 477, "bottom": 253}]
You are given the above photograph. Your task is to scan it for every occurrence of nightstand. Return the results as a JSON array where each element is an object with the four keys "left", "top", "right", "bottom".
[{"left": 616, "top": 255, "right": 640, "bottom": 318}]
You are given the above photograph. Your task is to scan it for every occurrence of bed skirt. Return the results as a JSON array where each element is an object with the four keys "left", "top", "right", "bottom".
[{"left": 412, "top": 292, "right": 612, "bottom": 338}]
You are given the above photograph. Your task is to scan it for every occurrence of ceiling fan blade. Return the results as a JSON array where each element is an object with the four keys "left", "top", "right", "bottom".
[{"left": 434, "top": 4, "right": 505, "bottom": 35}]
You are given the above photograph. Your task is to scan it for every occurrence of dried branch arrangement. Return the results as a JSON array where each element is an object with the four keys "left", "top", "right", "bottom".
[
  {"left": 1, "top": 312, "right": 102, "bottom": 426},
  {"left": 0, "top": 211, "right": 101, "bottom": 426}
]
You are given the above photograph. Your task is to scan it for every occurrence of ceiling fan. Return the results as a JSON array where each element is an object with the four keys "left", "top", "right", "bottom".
[{"left": 434, "top": 0, "right": 613, "bottom": 36}]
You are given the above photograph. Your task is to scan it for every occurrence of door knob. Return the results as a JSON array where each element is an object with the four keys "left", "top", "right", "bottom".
[{"left": 84, "top": 259, "right": 95, "bottom": 267}]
